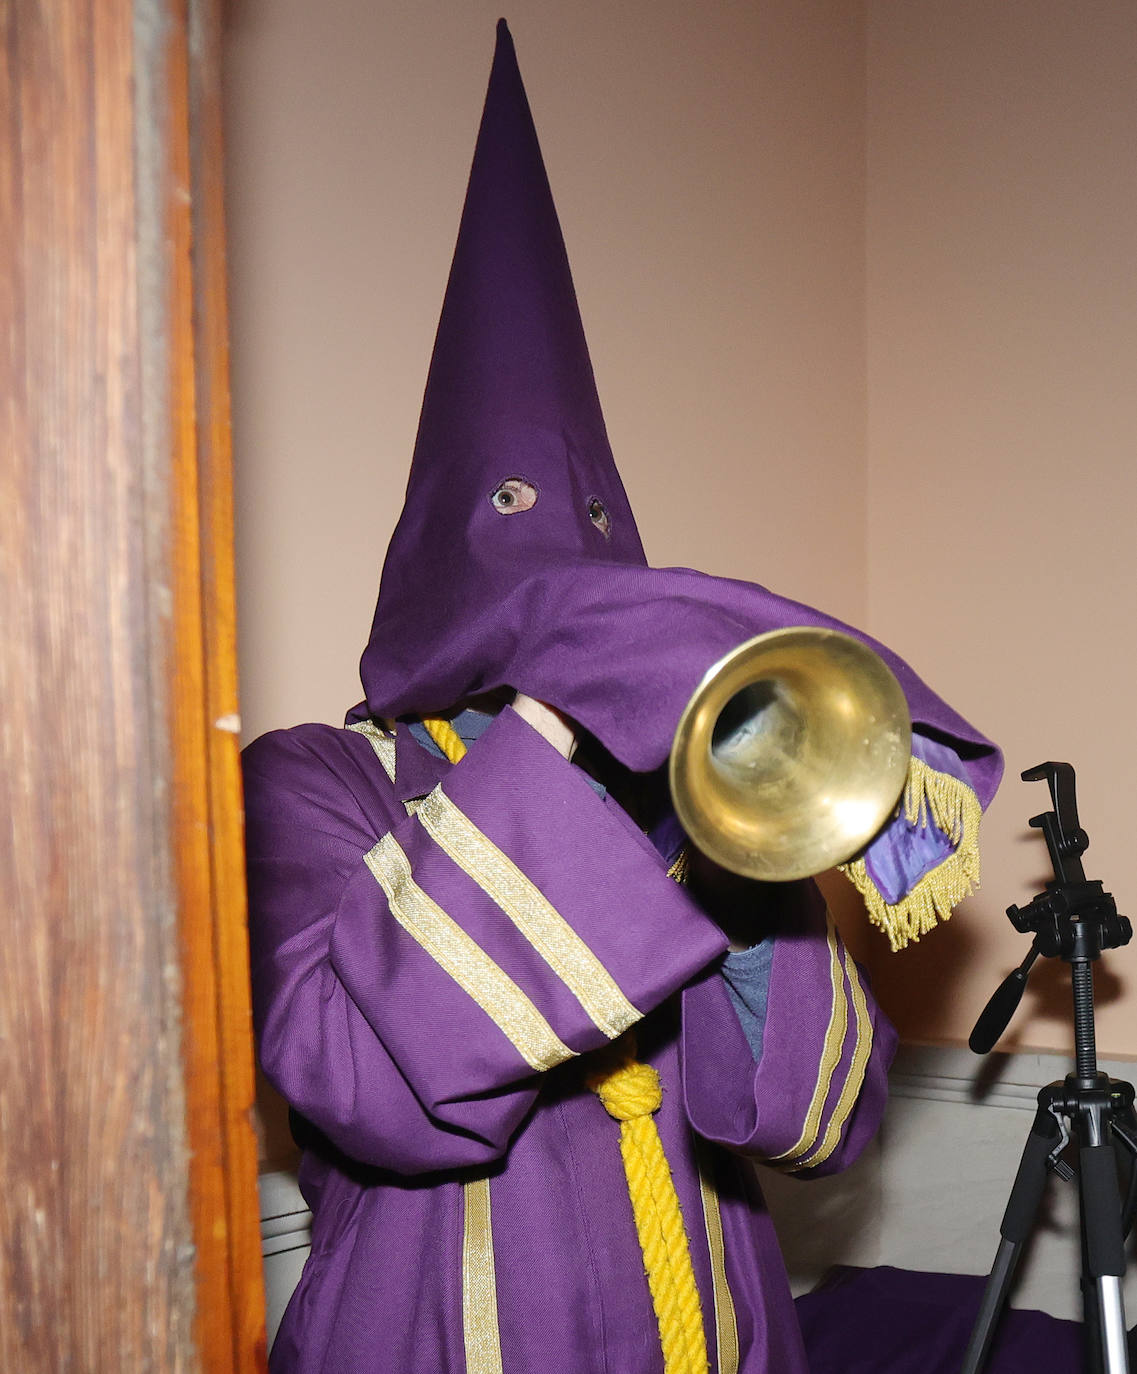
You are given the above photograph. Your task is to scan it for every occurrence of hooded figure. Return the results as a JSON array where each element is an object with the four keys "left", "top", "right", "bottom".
[{"left": 244, "top": 22, "right": 1002, "bottom": 1374}]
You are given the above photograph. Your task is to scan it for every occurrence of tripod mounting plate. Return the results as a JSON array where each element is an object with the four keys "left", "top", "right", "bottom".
[{"left": 1004, "top": 764, "right": 1130, "bottom": 960}]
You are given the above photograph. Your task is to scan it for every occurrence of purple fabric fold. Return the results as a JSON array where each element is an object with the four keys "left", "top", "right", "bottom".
[
  {"left": 796, "top": 1265, "right": 1085, "bottom": 1374},
  {"left": 364, "top": 554, "right": 1004, "bottom": 803}
]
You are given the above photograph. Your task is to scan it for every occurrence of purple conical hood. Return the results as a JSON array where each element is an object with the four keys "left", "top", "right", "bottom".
[
  {"left": 362, "top": 22, "right": 644, "bottom": 709},
  {"left": 359, "top": 22, "right": 1002, "bottom": 804}
]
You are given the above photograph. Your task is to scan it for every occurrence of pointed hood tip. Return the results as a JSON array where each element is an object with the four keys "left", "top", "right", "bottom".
[{"left": 494, "top": 19, "right": 517, "bottom": 65}]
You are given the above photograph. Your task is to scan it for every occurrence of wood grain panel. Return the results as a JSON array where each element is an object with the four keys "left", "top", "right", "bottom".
[
  {"left": 0, "top": 1, "right": 265, "bottom": 1367},
  {"left": 0, "top": 0, "right": 198, "bottom": 1366}
]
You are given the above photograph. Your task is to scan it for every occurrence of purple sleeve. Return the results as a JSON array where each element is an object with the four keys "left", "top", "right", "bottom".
[
  {"left": 680, "top": 880, "right": 897, "bottom": 1177},
  {"left": 243, "top": 708, "right": 728, "bottom": 1175}
]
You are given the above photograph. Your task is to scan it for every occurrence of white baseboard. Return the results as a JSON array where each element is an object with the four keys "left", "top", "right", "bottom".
[{"left": 258, "top": 1168, "right": 310, "bottom": 1345}]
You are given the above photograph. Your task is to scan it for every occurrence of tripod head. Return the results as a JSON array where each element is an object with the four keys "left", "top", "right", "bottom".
[
  {"left": 969, "top": 762, "right": 1131, "bottom": 1056},
  {"left": 1005, "top": 763, "right": 1130, "bottom": 960}
]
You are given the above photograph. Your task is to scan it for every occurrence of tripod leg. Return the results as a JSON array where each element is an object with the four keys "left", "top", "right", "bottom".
[
  {"left": 1079, "top": 1140, "right": 1130, "bottom": 1374},
  {"left": 1112, "top": 1105, "right": 1137, "bottom": 1236},
  {"left": 960, "top": 1101, "right": 1061, "bottom": 1374},
  {"left": 1079, "top": 1160, "right": 1105, "bottom": 1374}
]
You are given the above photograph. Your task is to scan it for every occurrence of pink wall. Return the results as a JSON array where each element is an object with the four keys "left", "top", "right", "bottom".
[
  {"left": 225, "top": 0, "right": 1136, "bottom": 1138},
  {"left": 862, "top": 1, "right": 1137, "bottom": 1054}
]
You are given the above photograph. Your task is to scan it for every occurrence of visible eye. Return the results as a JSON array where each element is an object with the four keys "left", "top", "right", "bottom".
[
  {"left": 587, "top": 497, "right": 611, "bottom": 539},
  {"left": 489, "top": 477, "right": 538, "bottom": 514}
]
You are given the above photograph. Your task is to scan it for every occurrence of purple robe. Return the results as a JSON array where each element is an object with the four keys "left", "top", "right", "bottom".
[{"left": 245, "top": 706, "right": 898, "bottom": 1372}]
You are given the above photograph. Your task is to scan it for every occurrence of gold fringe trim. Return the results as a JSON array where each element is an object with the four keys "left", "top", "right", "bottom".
[
  {"left": 667, "top": 846, "right": 692, "bottom": 885},
  {"left": 839, "top": 757, "right": 982, "bottom": 952}
]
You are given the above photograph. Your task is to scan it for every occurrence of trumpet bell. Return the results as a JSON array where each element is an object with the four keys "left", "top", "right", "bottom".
[{"left": 669, "top": 627, "right": 911, "bottom": 882}]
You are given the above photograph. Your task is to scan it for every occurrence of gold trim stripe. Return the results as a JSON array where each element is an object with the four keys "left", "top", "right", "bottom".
[
  {"left": 347, "top": 719, "right": 397, "bottom": 783},
  {"left": 696, "top": 1144, "right": 739, "bottom": 1374},
  {"left": 415, "top": 786, "right": 641, "bottom": 1041},
  {"left": 790, "top": 945, "right": 874, "bottom": 1171},
  {"left": 364, "top": 834, "right": 573, "bottom": 1072},
  {"left": 767, "top": 915, "right": 847, "bottom": 1166},
  {"left": 462, "top": 1177, "right": 504, "bottom": 1374}
]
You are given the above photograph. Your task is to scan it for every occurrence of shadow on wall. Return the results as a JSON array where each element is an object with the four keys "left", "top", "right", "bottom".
[
  {"left": 817, "top": 867, "right": 983, "bottom": 1043},
  {"left": 257, "top": 1069, "right": 299, "bottom": 1171},
  {"left": 760, "top": 1142, "right": 884, "bottom": 1296},
  {"left": 865, "top": 888, "right": 1129, "bottom": 1053}
]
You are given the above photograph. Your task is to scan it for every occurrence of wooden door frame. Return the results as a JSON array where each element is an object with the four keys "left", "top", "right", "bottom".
[{"left": 2, "top": 1, "right": 266, "bottom": 1368}]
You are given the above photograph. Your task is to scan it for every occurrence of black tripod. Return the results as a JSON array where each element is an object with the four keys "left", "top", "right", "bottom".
[{"left": 962, "top": 763, "right": 1137, "bottom": 1374}]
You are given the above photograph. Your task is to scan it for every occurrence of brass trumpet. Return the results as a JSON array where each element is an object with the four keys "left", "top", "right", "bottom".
[{"left": 670, "top": 628, "right": 911, "bottom": 882}]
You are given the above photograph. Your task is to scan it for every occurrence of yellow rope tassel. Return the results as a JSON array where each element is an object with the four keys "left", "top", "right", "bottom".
[
  {"left": 421, "top": 714, "right": 708, "bottom": 1372},
  {"left": 589, "top": 1036, "right": 709, "bottom": 1374}
]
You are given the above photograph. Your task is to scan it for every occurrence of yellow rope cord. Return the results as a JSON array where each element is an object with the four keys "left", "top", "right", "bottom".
[
  {"left": 419, "top": 716, "right": 708, "bottom": 1373},
  {"left": 422, "top": 715, "right": 468, "bottom": 765},
  {"left": 588, "top": 1035, "right": 708, "bottom": 1374}
]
